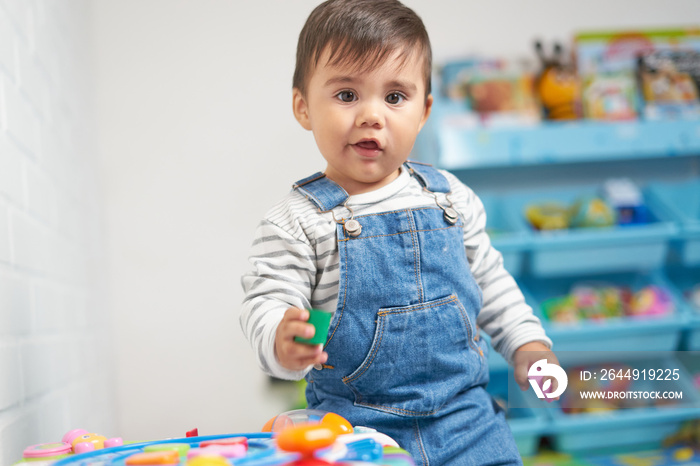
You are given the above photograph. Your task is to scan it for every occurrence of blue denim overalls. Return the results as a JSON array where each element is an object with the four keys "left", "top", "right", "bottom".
[{"left": 293, "top": 161, "right": 522, "bottom": 466}]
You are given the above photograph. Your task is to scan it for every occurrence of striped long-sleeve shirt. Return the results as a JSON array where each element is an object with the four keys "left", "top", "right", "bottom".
[{"left": 240, "top": 167, "right": 551, "bottom": 380}]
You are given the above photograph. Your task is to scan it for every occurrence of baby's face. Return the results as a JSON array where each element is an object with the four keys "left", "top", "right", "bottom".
[{"left": 293, "top": 46, "right": 432, "bottom": 195}]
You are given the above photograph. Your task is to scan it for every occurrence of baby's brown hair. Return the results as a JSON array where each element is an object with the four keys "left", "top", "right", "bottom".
[{"left": 293, "top": 0, "right": 432, "bottom": 99}]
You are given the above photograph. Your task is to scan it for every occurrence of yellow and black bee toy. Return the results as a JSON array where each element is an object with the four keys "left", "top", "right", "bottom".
[{"left": 534, "top": 41, "right": 581, "bottom": 120}]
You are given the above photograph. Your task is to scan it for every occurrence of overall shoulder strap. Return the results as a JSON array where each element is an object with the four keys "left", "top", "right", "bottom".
[
  {"left": 404, "top": 160, "right": 451, "bottom": 193},
  {"left": 293, "top": 172, "right": 349, "bottom": 212}
]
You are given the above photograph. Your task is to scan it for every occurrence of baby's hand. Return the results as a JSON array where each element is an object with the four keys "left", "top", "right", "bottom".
[
  {"left": 275, "top": 307, "right": 328, "bottom": 371},
  {"left": 513, "top": 341, "right": 561, "bottom": 400}
]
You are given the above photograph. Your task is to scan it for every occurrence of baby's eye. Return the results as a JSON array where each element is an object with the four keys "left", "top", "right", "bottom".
[
  {"left": 336, "top": 91, "right": 356, "bottom": 103},
  {"left": 386, "top": 92, "right": 405, "bottom": 105}
]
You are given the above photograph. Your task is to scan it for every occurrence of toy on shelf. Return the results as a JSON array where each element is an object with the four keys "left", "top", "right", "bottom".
[
  {"left": 628, "top": 285, "right": 674, "bottom": 318},
  {"left": 581, "top": 72, "right": 638, "bottom": 121},
  {"left": 525, "top": 197, "right": 616, "bottom": 231},
  {"left": 568, "top": 196, "right": 617, "bottom": 228},
  {"left": 601, "top": 178, "right": 649, "bottom": 225},
  {"left": 525, "top": 202, "right": 570, "bottom": 230},
  {"left": 18, "top": 410, "right": 414, "bottom": 466},
  {"left": 541, "top": 283, "right": 674, "bottom": 324},
  {"left": 574, "top": 28, "right": 700, "bottom": 122},
  {"left": 440, "top": 58, "right": 541, "bottom": 127},
  {"left": 534, "top": 40, "right": 581, "bottom": 120},
  {"left": 524, "top": 180, "right": 654, "bottom": 232},
  {"left": 637, "top": 49, "right": 700, "bottom": 120}
]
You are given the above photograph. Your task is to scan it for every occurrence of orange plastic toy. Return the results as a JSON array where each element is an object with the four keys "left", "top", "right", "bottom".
[{"left": 277, "top": 424, "right": 337, "bottom": 465}]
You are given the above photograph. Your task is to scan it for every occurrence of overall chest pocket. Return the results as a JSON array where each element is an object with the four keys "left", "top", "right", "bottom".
[{"left": 342, "top": 294, "right": 485, "bottom": 417}]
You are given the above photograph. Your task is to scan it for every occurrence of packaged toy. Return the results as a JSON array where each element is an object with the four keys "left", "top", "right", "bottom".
[
  {"left": 637, "top": 49, "right": 700, "bottom": 119},
  {"left": 575, "top": 28, "right": 700, "bottom": 121}
]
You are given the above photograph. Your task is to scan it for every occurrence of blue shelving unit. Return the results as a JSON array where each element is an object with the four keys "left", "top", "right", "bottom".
[
  {"left": 414, "top": 91, "right": 700, "bottom": 456},
  {"left": 417, "top": 94, "right": 700, "bottom": 170}
]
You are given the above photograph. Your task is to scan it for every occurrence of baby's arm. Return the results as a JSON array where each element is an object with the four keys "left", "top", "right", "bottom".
[{"left": 241, "top": 218, "right": 323, "bottom": 380}]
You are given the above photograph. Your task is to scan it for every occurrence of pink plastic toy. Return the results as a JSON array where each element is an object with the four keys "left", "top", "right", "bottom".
[
  {"left": 628, "top": 285, "right": 673, "bottom": 318},
  {"left": 23, "top": 442, "right": 72, "bottom": 459},
  {"left": 62, "top": 429, "right": 123, "bottom": 453}
]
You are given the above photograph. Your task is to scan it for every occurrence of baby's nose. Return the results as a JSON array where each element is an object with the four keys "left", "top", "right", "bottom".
[{"left": 355, "top": 100, "right": 385, "bottom": 128}]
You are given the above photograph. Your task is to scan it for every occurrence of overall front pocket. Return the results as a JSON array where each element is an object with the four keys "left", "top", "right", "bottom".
[{"left": 342, "top": 294, "right": 484, "bottom": 416}]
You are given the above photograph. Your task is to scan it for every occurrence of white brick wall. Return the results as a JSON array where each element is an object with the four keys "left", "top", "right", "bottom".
[{"left": 0, "top": 1, "right": 115, "bottom": 464}]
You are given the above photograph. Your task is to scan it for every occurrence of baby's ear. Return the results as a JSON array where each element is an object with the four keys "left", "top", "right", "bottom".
[
  {"left": 418, "top": 94, "right": 433, "bottom": 131},
  {"left": 292, "top": 88, "right": 312, "bottom": 130}
]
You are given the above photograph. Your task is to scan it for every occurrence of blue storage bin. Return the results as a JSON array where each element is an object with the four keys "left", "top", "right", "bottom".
[
  {"left": 646, "top": 179, "right": 700, "bottom": 266},
  {"left": 521, "top": 270, "right": 685, "bottom": 353},
  {"left": 501, "top": 186, "right": 676, "bottom": 277},
  {"left": 480, "top": 193, "right": 531, "bottom": 277},
  {"left": 665, "top": 266, "right": 700, "bottom": 351},
  {"left": 486, "top": 370, "right": 548, "bottom": 456},
  {"left": 547, "top": 356, "right": 700, "bottom": 454},
  {"left": 677, "top": 352, "right": 700, "bottom": 389}
]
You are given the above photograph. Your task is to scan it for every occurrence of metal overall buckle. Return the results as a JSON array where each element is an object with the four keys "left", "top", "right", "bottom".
[{"left": 331, "top": 200, "right": 362, "bottom": 237}]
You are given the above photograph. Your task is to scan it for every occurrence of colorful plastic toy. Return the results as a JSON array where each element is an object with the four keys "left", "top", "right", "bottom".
[
  {"left": 19, "top": 410, "right": 413, "bottom": 466},
  {"left": 63, "top": 429, "right": 123, "bottom": 453},
  {"left": 525, "top": 202, "right": 570, "bottom": 230},
  {"left": 22, "top": 429, "right": 123, "bottom": 460},
  {"left": 541, "top": 283, "right": 673, "bottom": 324},
  {"left": 294, "top": 309, "right": 333, "bottom": 346},
  {"left": 568, "top": 196, "right": 616, "bottom": 228},
  {"left": 629, "top": 285, "right": 673, "bottom": 317}
]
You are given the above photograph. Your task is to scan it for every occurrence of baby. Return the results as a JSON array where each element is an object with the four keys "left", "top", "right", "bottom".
[{"left": 241, "top": 1, "right": 557, "bottom": 464}]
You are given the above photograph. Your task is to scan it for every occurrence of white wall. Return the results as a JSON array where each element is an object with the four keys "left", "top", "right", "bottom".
[
  {"left": 88, "top": 0, "right": 700, "bottom": 446},
  {"left": 0, "top": 0, "right": 114, "bottom": 464}
]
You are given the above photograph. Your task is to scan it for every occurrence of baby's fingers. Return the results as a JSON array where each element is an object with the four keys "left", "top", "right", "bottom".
[{"left": 282, "top": 343, "right": 327, "bottom": 370}]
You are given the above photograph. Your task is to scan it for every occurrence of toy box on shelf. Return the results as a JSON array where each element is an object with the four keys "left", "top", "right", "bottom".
[
  {"left": 646, "top": 178, "right": 700, "bottom": 266},
  {"left": 519, "top": 270, "right": 685, "bottom": 354},
  {"left": 665, "top": 266, "right": 700, "bottom": 351},
  {"left": 545, "top": 355, "right": 700, "bottom": 455},
  {"left": 499, "top": 184, "right": 676, "bottom": 277}
]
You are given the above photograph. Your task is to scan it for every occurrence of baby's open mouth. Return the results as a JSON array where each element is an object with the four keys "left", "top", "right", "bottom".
[{"left": 354, "top": 140, "right": 380, "bottom": 150}]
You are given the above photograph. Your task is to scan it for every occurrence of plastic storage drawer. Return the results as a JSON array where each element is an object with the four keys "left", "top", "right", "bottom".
[
  {"left": 486, "top": 370, "right": 548, "bottom": 456},
  {"left": 480, "top": 193, "right": 531, "bottom": 277},
  {"left": 547, "top": 356, "right": 700, "bottom": 454},
  {"left": 501, "top": 186, "right": 676, "bottom": 277},
  {"left": 520, "top": 270, "right": 685, "bottom": 353},
  {"left": 646, "top": 179, "right": 700, "bottom": 266},
  {"left": 665, "top": 266, "right": 700, "bottom": 351}
]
